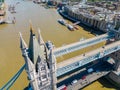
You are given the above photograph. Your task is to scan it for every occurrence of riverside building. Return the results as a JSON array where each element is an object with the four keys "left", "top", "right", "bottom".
[{"left": 60, "top": 3, "right": 117, "bottom": 32}]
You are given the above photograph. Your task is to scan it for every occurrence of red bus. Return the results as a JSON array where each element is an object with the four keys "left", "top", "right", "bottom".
[{"left": 57, "top": 85, "right": 67, "bottom": 90}]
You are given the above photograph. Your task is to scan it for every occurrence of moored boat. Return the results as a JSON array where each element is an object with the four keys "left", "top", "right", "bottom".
[
  {"left": 58, "top": 19, "right": 66, "bottom": 25},
  {"left": 67, "top": 24, "right": 74, "bottom": 31},
  {"left": 0, "top": 10, "right": 5, "bottom": 16},
  {"left": 33, "top": 0, "right": 41, "bottom": 4},
  {"left": 0, "top": 17, "right": 5, "bottom": 24},
  {"left": 73, "top": 25, "right": 79, "bottom": 30},
  {"left": 0, "top": 3, "right": 6, "bottom": 16}
]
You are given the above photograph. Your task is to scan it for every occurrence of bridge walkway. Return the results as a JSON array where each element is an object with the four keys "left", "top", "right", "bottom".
[
  {"left": 53, "top": 34, "right": 113, "bottom": 57},
  {"left": 57, "top": 40, "right": 120, "bottom": 77},
  {"left": 67, "top": 71, "right": 110, "bottom": 90}
]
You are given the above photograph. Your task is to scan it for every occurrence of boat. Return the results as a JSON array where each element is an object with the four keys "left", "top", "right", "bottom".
[
  {"left": 74, "top": 25, "right": 79, "bottom": 30},
  {"left": 0, "top": 17, "right": 16, "bottom": 24},
  {"left": 9, "top": 5, "right": 16, "bottom": 13},
  {"left": 33, "top": 0, "right": 41, "bottom": 4},
  {"left": 67, "top": 24, "right": 74, "bottom": 31},
  {"left": 0, "top": 3, "right": 6, "bottom": 16},
  {"left": 73, "top": 21, "right": 80, "bottom": 30},
  {"left": 5, "top": 20, "right": 14, "bottom": 24},
  {"left": 0, "top": 17, "right": 5, "bottom": 24},
  {"left": 0, "top": 10, "right": 5, "bottom": 16},
  {"left": 57, "top": 19, "right": 66, "bottom": 25}
]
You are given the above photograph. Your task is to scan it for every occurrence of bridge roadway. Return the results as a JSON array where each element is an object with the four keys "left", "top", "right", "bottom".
[
  {"left": 53, "top": 34, "right": 113, "bottom": 57},
  {"left": 56, "top": 40, "right": 120, "bottom": 77},
  {"left": 57, "top": 61, "right": 113, "bottom": 89},
  {"left": 67, "top": 71, "right": 110, "bottom": 90}
]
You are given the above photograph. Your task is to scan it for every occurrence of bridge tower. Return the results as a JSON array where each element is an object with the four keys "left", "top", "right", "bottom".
[
  {"left": 49, "top": 49, "right": 57, "bottom": 90},
  {"left": 112, "top": 29, "right": 120, "bottom": 71},
  {"left": 105, "top": 26, "right": 120, "bottom": 88},
  {"left": 107, "top": 27, "right": 120, "bottom": 71},
  {"left": 20, "top": 26, "right": 57, "bottom": 90}
]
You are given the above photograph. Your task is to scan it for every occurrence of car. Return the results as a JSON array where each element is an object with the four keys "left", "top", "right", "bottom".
[
  {"left": 71, "top": 79, "right": 78, "bottom": 84},
  {"left": 81, "top": 75, "right": 86, "bottom": 80},
  {"left": 87, "top": 68, "right": 94, "bottom": 73}
]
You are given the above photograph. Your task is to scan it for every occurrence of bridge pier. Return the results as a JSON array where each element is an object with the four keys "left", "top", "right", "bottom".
[
  {"left": 114, "top": 59, "right": 120, "bottom": 71},
  {"left": 106, "top": 70, "right": 120, "bottom": 88},
  {"left": 107, "top": 30, "right": 120, "bottom": 71},
  {"left": 105, "top": 27, "right": 120, "bottom": 88}
]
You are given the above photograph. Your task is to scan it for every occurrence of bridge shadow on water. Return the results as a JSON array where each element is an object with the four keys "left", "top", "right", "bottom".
[
  {"left": 23, "top": 60, "right": 119, "bottom": 90},
  {"left": 24, "top": 87, "right": 29, "bottom": 90},
  {"left": 78, "top": 23, "right": 105, "bottom": 36},
  {"left": 57, "top": 60, "right": 119, "bottom": 89},
  {"left": 24, "top": 84, "right": 32, "bottom": 90},
  {"left": 82, "top": 61, "right": 120, "bottom": 90},
  {"left": 97, "top": 78, "right": 120, "bottom": 90}
]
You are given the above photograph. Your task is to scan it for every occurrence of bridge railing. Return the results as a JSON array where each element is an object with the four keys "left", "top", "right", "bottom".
[{"left": 0, "top": 64, "right": 25, "bottom": 90}]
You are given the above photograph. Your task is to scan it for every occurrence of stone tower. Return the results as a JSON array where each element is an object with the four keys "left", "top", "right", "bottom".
[
  {"left": 49, "top": 49, "right": 57, "bottom": 90},
  {"left": 20, "top": 26, "right": 57, "bottom": 90}
]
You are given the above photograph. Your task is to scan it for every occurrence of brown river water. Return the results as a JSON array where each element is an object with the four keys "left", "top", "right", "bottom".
[{"left": 0, "top": 0, "right": 118, "bottom": 89}]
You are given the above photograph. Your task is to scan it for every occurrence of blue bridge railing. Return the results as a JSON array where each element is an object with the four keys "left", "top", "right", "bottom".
[{"left": 0, "top": 64, "right": 25, "bottom": 90}]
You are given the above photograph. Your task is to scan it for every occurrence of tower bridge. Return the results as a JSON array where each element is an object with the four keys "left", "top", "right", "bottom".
[
  {"left": 1, "top": 26, "right": 120, "bottom": 90},
  {"left": 19, "top": 26, "right": 120, "bottom": 90}
]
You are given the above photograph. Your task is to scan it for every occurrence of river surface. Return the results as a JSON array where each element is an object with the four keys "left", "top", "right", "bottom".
[{"left": 0, "top": 0, "right": 118, "bottom": 89}]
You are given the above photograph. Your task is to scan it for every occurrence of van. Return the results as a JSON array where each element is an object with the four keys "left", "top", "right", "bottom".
[
  {"left": 71, "top": 79, "right": 78, "bottom": 84},
  {"left": 87, "top": 68, "right": 94, "bottom": 73}
]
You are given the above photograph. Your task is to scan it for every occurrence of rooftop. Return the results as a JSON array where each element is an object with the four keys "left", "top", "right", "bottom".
[{"left": 65, "top": 3, "right": 116, "bottom": 21}]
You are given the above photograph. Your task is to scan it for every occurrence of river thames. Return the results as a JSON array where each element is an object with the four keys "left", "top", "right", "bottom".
[{"left": 0, "top": 0, "right": 118, "bottom": 89}]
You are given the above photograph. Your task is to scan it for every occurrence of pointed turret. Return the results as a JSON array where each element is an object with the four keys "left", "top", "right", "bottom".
[
  {"left": 20, "top": 25, "right": 53, "bottom": 90},
  {"left": 23, "top": 50, "right": 39, "bottom": 90},
  {"left": 29, "top": 20, "right": 35, "bottom": 36},
  {"left": 38, "top": 28, "right": 49, "bottom": 60},
  {"left": 49, "top": 49, "right": 57, "bottom": 90},
  {"left": 19, "top": 32, "right": 28, "bottom": 49},
  {"left": 28, "top": 22, "right": 41, "bottom": 65},
  {"left": 38, "top": 28, "right": 45, "bottom": 45},
  {"left": 20, "top": 31, "right": 39, "bottom": 90}
]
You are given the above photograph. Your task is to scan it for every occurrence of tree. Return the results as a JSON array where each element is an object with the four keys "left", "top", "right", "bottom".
[{"left": 0, "top": 0, "right": 4, "bottom": 3}]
